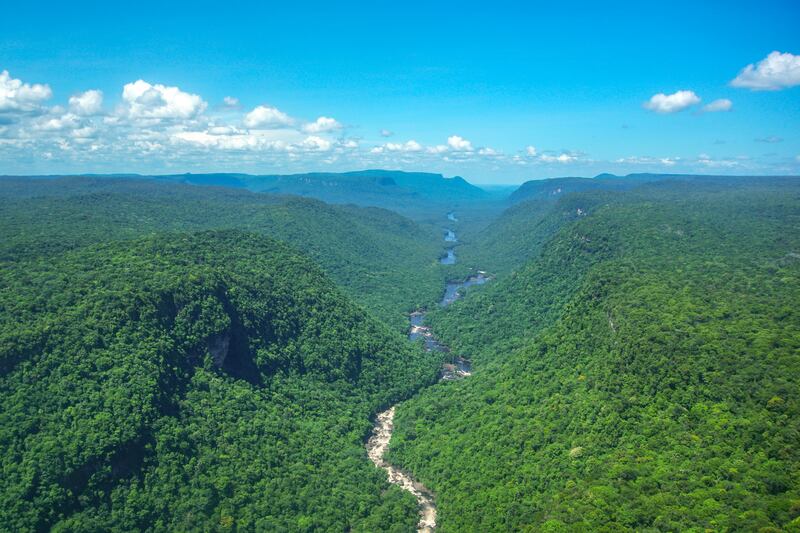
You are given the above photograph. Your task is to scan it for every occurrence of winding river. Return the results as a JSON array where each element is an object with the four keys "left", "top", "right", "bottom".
[{"left": 366, "top": 214, "right": 488, "bottom": 532}]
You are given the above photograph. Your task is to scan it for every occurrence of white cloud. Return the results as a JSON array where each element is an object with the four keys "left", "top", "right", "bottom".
[
  {"left": 371, "top": 140, "right": 422, "bottom": 153},
  {"left": 69, "top": 90, "right": 103, "bottom": 115},
  {"left": 643, "top": 90, "right": 700, "bottom": 113},
  {"left": 71, "top": 126, "right": 97, "bottom": 138},
  {"left": 540, "top": 152, "right": 577, "bottom": 163},
  {"left": 302, "top": 135, "right": 331, "bottom": 151},
  {"left": 697, "top": 153, "right": 740, "bottom": 168},
  {"left": 615, "top": 155, "right": 678, "bottom": 166},
  {"left": 702, "top": 98, "right": 732, "bottom": 112},
  {"left": 34, "top": 113, "right": 80, "bottom": 131},
  {"left": 172, "top": 127, "right": 305, "bottom": 151},
  {"left": 243, "top": 105, "right": 294, "bottom": 128},
  {"left": 303, "top": 116, "right": 341, "bottom": 133},
  {"left": 447, "top": 135, "right": 473, "bottom": 151},
  {"left": 0, "top": 70, "right": 52, "bottom": 112},
  {"left": 12, "top": 71, "right": 791, "bottom": 176},
  {"left": 380, "top": 129, "right": 393, "bottom": 137},
  {"left": 121, "top": 80, "right": 206, "bottom": 119},
  {"left": 222, "top": 96, "right": 240, "bottom": 108},
  {"left": 731, "top": 51, "right": 800, "bottom": 91}
]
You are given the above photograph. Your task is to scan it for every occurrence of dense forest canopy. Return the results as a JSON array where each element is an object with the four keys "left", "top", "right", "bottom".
[
  {"left": 1, "top": 172, "right": 799, "bottom": 532},
  {"left": 0, "top": 177, "right": 446, "bottom": 329},
  {"left": 390, "top": 177, "right": 800, "bottom": 531},
  {"left": 0, "top": 230, "right": 441, "bottom": 531}
]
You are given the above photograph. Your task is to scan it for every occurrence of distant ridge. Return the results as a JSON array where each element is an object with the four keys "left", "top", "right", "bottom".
[
  {"left": 510, "top": 172, "right": 800, "bottom": 203},
  {"left": 1, "top": 170, "right": 488, "bottom": 212}
]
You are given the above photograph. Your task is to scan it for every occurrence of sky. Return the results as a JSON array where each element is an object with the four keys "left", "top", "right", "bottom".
[{"left": 1, "top": 0, "right": 799, "bottom": 184}]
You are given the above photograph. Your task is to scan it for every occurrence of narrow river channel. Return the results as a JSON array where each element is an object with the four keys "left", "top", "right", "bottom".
[{"left": 366, "top": 215, "right": 488, "bottom": 532}]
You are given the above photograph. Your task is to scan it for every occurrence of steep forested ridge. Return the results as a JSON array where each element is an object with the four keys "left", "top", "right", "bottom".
[
  {"left": 0, "top": 231, "right": 437, "bottom": 531},
  {"left": 452, "top": 191, "right": 608, "bottom": 277},
  {"left": 390, "top": 179, "right": 800, "bottom": 531},
  {"left": 0, "top": 177, "right": 444, "bottom": 328}
]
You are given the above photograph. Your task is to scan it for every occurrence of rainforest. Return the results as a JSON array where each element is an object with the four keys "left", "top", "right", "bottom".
[
  {"left": 1, "top": 171, "right": 799, "bottom": 532},
  {"left": 3, "top": 3, "right": 800, "bottom": 530}
]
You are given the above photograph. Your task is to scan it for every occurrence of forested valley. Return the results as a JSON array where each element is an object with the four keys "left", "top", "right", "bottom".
[
  {"left": 1, "top": 173, "right": 799, "bottom": 531},
  {"left": 391, "top": 177, "right": 800, "bottom": 531}
]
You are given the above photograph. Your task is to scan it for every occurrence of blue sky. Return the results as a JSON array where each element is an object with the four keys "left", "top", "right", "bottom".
[{"left": 1, "top": 0, "right": 799, "bottom": 183}]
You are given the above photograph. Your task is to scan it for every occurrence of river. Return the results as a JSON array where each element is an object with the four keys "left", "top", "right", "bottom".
[{"left": 366, "top": 215, "right": 488, "bottom": 532}]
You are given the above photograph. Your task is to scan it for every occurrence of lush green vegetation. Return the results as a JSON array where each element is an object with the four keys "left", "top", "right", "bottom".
[
  {"left": 3, "top": 172, "right": 799, "bottom": 532},
  {"left": 452, "top": 191, "right": 607, "bottom": 278},
  {"left": 3, "top": 170, "right": 490, "bottom": 220},
  {"left": 0, "top": 177, "right": 445, "bottom": 329},
  {"left": 0, "top": 230, "right": 442, "bottom": 531},
  {"left": 390, "top": 178, "right": 800, "bottom": 531}
]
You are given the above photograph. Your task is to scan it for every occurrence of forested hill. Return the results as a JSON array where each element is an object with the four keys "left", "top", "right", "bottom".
[
  {"left": 509, "top": 173, "right": 800, "bottom": 204},
  {"left": 1, "top": 169, "right": 489, "bottom": 215},
  {"left": 0, "top": 231, "right": 436, "bottom": 531},
  {"left": 453, "top": 189, "right": 609, "bottom": 277},
  {"left": 0, "top": 177, "right": 444, "bottom": 328},
  {"left": 389, "top": 178, "right": 800, "bottom": 531}
]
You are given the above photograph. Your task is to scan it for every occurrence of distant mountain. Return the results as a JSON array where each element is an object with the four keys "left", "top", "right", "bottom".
[
  {"left": 243, "top": 170, "right": 488, "bottom": 210},
  {"left": 509, "top": 176, "right": 614, "bottom": 204},
  {"left": 510, "top": 173, "right": 800, "bottom": 204},
  {"left": 3, "top": 170, "right": 488, "bottom": 213}
]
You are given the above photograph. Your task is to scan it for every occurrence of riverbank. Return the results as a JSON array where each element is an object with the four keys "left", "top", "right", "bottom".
[{"left": 366, "top": 215, "right": 489, "bottom": 532}]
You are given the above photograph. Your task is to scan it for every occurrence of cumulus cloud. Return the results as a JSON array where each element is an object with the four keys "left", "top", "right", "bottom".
[
  {"left": 380, "top": 129, "right": 393, "bottom": 137},
  {"left": 15, "top": 71, "right": 786, "bottom": 176},
  {"left": 447, "top": 135, "right": 473, "bottom": 151},
  {"left": 222, "top": 96, "right": 240, "bottom": 108},
  {"left": 302, "top": 116, "right": 341, "bottom": 133},
  {"left": 615, "top": 155, "right": 678, "bottom": 166},
  {"left": 301, "top": 135, "right": 332, "bottom": 151},
  {"left": 33, "top": 113, "right": 80, "bottom": 131},
  {"left": 697, "top": 153, "right": 740, "bottom": 168},
  {"left": 539, "top": 152, "right": 577, "bottom": 163},
  {"left": 243, "top": 105, "right": 294, "bottom": 128},
  {"left": 0, "top": 70, "right": 52, "bottom": 112},
  {"left": 702, "top": 98, "right": 732, "bottom": 112},
  {"left": 731, "top": 51, "right": 800, "bottom": 91},
  {"left": 69, "top": 90, "right": 103, "bottom": 115},
  {"left": 643, "top": 90, "right": 700, "bottom": 113},
  {"left": 121, "top": 80, "right": 206, "bottom": 119},
  {"left": 172, "top": 126, "right": 307, "bottom": 151},
  {"left": 370, "top": 140, "right": 422, "bottom": 153}
]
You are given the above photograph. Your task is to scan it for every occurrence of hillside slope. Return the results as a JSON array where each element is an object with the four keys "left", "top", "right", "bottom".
[
  {"left": 0, "top": 177, "right": 443, "bottom": 328},
  {"left": 390, "top": 179, "right": 800, "bottom": 531},
  {"left": 0, "top": 231, "right": 438, "bottom": 531}
]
